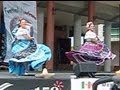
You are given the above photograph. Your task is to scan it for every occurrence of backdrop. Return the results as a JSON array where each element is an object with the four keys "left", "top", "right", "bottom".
[{"left": 3, "top": 1, "right": 37, "bottom": 62}]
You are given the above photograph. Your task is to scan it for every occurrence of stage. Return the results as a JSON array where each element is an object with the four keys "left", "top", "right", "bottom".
[
  {"left": 0, "top": 71, "right": 73, "bottom": 90},
  {"left": 0, "top": 70, "right": 115, "bottom": 90}
]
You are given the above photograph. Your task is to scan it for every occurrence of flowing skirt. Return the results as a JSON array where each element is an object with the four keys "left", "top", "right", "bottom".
[
  {"left": 65, "top": 41, "right": 116, "bottom": 65},
  {"left": 9, "top": 39, "right": 52, "bottom": 76}
]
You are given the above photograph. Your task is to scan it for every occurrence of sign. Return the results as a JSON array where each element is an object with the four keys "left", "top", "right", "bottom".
[{"left": 71, "top": 78, "right": 114, "bottom": 90}]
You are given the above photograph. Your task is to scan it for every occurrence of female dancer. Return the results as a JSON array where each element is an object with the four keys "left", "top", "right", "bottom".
[
  {"left": 65, "top": 21, "right": 116, "bottom": 65},
  {"left": 9, "top": 18, "right": 52, "bottom": 76}
]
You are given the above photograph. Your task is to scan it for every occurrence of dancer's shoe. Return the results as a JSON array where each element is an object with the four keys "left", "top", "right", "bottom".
[{"left": 35, "top": 68, "right": 55, "bottom": 78}]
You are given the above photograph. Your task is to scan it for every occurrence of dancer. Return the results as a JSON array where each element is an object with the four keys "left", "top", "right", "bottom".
[
  {"left": 65, "top": 21, "right": 116, "bottom": 65},
  {"left": 9, "top": 18, "right": 52, "bottom": 76}
]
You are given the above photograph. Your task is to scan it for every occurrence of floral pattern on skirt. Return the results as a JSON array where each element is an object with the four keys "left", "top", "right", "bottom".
[
  {"left": 65, "top": 41, "right": 116, "bottom": 65},
  {"left": 9, "top": 39, "right": 52, "bottom": 76}
]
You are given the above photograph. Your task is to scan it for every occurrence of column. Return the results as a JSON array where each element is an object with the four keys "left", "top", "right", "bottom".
[
  {"left": 104, "top": 21, "right": 112, "bottom": 72},
  {"left": 45, "top": 1, "right": 55, "bottom": 71},
  {"left": 88, "top": 1, "right": 95, "bottom": 22},
  {"left": 73, "top": 15, "right": 82, "bottom": 50},
  {"left": 72, "top": 15, "right": 81, "bottom": 69}
]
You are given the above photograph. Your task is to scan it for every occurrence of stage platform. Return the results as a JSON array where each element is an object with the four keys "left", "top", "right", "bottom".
[
  {"left": 0, "top": 71, "right": 73, "bottom": 90},
  {"left": 0, "top": 70, "right": 116, "bottom": 90}
]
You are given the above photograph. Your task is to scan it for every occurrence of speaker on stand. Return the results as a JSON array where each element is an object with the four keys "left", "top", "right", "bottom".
[{"left": 73, "top": 62, "right": 97, "bottom": 78}]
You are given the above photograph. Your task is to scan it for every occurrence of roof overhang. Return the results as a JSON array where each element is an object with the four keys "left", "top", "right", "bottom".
[{"left": 37, "top": 1, "right": 120, "bottom": 26}]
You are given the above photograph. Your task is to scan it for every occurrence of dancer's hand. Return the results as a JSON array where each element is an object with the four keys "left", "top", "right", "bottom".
[
  {"left": 91, "top": 38, "right": 98, "bottom": 44},
  {"left": 22, "top": 34, "right": 34, "bottom": 40},
  {"left": 25, "top": 22, "right": 32, "bottom": 27},
  {"left": 30, "top": 37, "right": 34, "bottom": 40}
]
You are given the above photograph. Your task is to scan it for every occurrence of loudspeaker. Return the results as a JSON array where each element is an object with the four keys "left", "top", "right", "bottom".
[{"left": 73, "top": 62, "right": 97, "bottom": 78}]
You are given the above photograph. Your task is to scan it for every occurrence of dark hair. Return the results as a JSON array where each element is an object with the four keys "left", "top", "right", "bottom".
[{"left": 18, "top": 18, "right": 25, "bottom": 27}]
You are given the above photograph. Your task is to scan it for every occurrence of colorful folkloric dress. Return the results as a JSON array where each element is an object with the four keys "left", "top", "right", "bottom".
[
  {"left": 65, "top": 30, "right": 116, "bottom": 65},
  {"left": 9, "top": 26, "right": 52, "bottom": 76}
]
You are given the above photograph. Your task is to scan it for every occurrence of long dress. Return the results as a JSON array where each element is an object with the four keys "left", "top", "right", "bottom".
[
  {"left": 65, "top": 30, "right": 116, "bottom": 65},
  {"left": 9, "top": 26, "right": 52, "bottom": 76}
]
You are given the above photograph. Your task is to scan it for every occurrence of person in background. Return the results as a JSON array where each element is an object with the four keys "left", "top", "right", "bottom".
[
  {"left": 9, "top": 18, "right": 52, "bottom": 77},
  {"left": 65, "top": 21, "right": 116, "bottom": 65}
]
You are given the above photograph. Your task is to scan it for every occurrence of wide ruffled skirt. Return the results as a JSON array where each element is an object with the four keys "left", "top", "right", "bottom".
[
  {"left": 65, "top": 42, "right": 116, "bottom": 65},
  {"left": 9, "top": 39, "right": 51, "bottom": 76}
]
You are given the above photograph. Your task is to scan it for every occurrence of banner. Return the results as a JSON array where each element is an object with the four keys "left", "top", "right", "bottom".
[
  {"left": 0, "top": 79, "right": 71, "bottom": 90},
  {"left": 3, "top": 1, "right": 37, "bottom": 61}
]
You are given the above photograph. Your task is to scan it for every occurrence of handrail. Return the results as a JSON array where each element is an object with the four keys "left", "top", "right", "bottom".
[{"left": 92, "top": 76, "right": 120, "bottom": 90}]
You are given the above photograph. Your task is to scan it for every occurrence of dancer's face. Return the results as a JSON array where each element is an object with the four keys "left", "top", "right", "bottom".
[
  {"left": 19, "top": 19, "right": 26, "bottom": 28},
  {"left": 89, "top": 23, "right": 95, "bottom": 31}
]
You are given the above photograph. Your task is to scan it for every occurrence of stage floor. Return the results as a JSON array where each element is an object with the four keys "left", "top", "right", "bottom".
[{"left": 0, "top": 70, "right": 75, "bottom": 79}]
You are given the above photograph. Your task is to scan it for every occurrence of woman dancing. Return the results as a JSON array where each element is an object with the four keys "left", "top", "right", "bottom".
[
  {"left": 9, "top": 18, "right": 52, "bottom": 76},
  {"left": 65, "top": 21, "right": 116, "bottom": 65}
]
